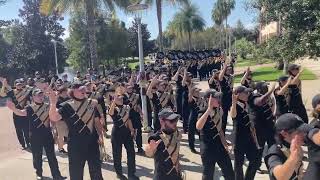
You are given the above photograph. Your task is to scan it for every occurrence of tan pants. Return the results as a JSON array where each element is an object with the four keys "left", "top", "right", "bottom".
[{"left": 55, "top": 121, "right": 68, "bottom": 138}]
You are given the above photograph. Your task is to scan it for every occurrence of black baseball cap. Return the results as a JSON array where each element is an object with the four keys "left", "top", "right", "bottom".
[
  {"left": 71, "top": 81, "right": 83, "bottom": 89},
  {"left": 32, "top": 89, "right": 43, "bottom": 96},
  {"left": 255, "top": 81, "right": 269, "bottom": 91},
  {"left": 275, "top": 113, "right": 311, "bottom": 133},
  {"left": 288, "top": 64, "right": 300, "bottom": 72},
  {"left": 158, "top": 108, "right": 180, "bottom": 121},
  {"left": 211, "top": 69, "right": 219, "bottom": 74},
  {"left": 312, "top": 94, "right": 320, "bottom": 109},
  {"left": 234, "top": 86, "right": 253, "bottom": 94},
  {"left": 204, "top": 89, "right": 222, "bottom": 99},
  {"left": 14, "top": 79, "right": 23, "bottom": 85},
  {"left": 278, "top": 75, "right": 289, "bottom": 82}
]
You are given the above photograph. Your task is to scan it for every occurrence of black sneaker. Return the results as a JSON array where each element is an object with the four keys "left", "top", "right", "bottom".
[
  {"left": 59, "top": 148, "right": 68, "bottom": 154},
  {"left": 36, "top": 175, "right": 43, "bottom": 180},
  {"left": 117, "top": 174, "right": 128, "bottom": 180},
  {"left": 190, "top": 148, "right": 199, "bottom": 154},
  {"left": 137, "top": 148, "right": 145, "bottom": 155},
  {"left": 53, "top": 176, "right": 67, "bottom": 180},
  {"left": 257, "top": 167, "right": 268, "bottom": 174},
  {"left": 128, "top": 174, "right": 139, "bottom": 180}
]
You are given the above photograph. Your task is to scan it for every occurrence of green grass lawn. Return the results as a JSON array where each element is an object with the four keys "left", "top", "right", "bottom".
[
  {"left": 235, "top": 57, "right": 274, "bottom": 67},
  {"left": 234, "top": 67, "right": 317, "bottom": 83},
  {"left": 128, "top": 59, "right": 150, "bottom": 69},
  {"left": 128, "top": 62, "right": 139, "bottom": 69}
]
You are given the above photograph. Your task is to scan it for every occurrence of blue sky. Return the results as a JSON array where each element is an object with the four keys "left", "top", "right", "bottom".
[{"left": 0, "top": 0, "right": 258, "bottom": 39}]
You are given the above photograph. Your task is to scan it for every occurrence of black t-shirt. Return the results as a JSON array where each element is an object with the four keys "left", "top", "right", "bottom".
[
  {"left": 208, "top": 79, "right": 220, "bottom": 91},
  {"left": 58, "top": 99, "right": 100, "bottom": 139},
  {"left": 233, "top": 103, "right": 254, "bottom": 148},
  {"left": 148, "top": 132, "right": 182, "bottom": 180},
  {"left": 151, "top": 92, "right": 161, "bottom": 114},
  {"left": 287, "top": 85, "right": 309, "bottom": 123},
  {"left": 175, "top": 75, "right": 183, "bottom": 91},
  {"left": 264, "top": 144, "right": 299, "bottom": 180},
  {"left": 199, "top": 109, "right": 224, "bottom": 154},
  {"left": 248, "top": 93, "right": 275, "bottom": 133},
  {"left": 188, "top": 98, "right": 199, "bottom": 123},
  {"left": 6, "top": 88, "right": 32, "bottom": 110},
  {"left": 26, "top": 103, "right": 51, "bottom": 134},
  {"left": 110, "top": 105, "right": 131, "bottom": 130},
  {"left": 219, "top": 75, "right": 232, "bottom": 94},
  {"left": 274, "top": 90, "right": 289, "bottom": 117},
  {"left": 219, "top": 76, "right": 232, "bottom": 107},
  {"left": 56, "top": 96, "right": 70, "bottom": 108},
  {"left": 308, "top": 118, "right": 320, "bottom": 163}
]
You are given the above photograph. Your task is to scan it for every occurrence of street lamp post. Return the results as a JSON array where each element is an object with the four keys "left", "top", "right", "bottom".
[
  {"left": 51, "top": 40, "right": 59, "bottom": 75},
  {"left": 127, "top": 3, "right": 149, "bottom": 130}
]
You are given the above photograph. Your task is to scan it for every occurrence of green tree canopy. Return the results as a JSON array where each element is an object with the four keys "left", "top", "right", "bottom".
[
  {"left": 168, "top": 0, "right": 205, "bottom": 50},
  {"left": 144, "top": 0, "right": 188, "bottom": 51},
  {"left": 40, "top": 0, "right": 132, "bottom": 68},
  {"left": 0, "top": 0, "right": 67, "bottom": 77},
  {"left": 128, "top": 18, "right": 155, "bottom": 58}
]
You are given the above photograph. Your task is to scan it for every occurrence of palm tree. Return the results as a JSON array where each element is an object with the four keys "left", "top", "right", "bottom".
[
  {"left": 168, "top": 1, "right": 205, "bottom": 50},
  {"left": 144, "top": 0, "right": 187, "bottom": 51},
  {"left": 211, "top": 1, "right": 224, "bottom": 48},
  {"left": 40, "top": 0, "right": 131, "bottom": 68},
  {"left": 211, "top": 0, "right": 235, "bottom": 50}
]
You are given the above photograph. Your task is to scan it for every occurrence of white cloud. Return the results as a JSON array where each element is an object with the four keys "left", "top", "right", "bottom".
[{"left": 126, "top": 16, "right": 134, "bottom": 28}]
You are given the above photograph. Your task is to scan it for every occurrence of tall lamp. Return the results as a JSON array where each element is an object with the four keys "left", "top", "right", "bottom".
[{"left": 127, "top": 3, "right": 149, "bottom": 130}]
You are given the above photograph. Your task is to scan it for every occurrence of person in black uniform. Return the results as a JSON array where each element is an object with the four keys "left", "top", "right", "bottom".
[
  {"left": 264, "top": 113, "right": 320, "bottom": 180},
  {"left": 147, "top": 75, "right": 162, "bottom": 133},
  {"left": 147, "top": 75, "right": 175, "bottom": 132},
  {"left": 6, "top": 89, "right": 66, "bottom": 180},
  {"left": 48, "top": 82, "right": 104, "bottom": 180},
  {"left": 85, "top": 81, "right": 107, "bottom": 127},
  {"left": 187, "top": 86, "right": 204, "bottom": 154},
  {"left": 287, "top": 67, "right": 309, "bottom": 123},
  {"left": 230, "top": 86, "right": 260, "bottom": 180},
  {"left": 173, "top": 67, "right": 184, "bottom": 117},
  {"left": 287, "top": 64, "right": 302, "bottom": 91},
  {"left": 124, "top": 83, "right": 145, "bottom": 155},
  {"left": 240, "top": 67, "right": 255, "bottom": 89},
  {"left": 181, "top": 69, "right": 193, "bottom": 133},
  {"left": 274, "top": 76, "right": 291, "bottom": 117},
  {"left": 109, "top": 89, "right": 139, "bottom": 180},
  {"left": 208, "top": 69, "right": 220, "bottom": 91},
  {"left": 55, "top": 86, "right": 70, "bottom": 154},
  {"left": 196, "top": 89, "right": 235, "bottom": 180},
  {"left": 145, "top": 108, "right": 183, "bottom": 180},
  {"left": 0, "top": 77, "right": 32, "bottom": 150},
  {"left": 198, "top": 61, "right": 205, "bottom": 81},
  {"left": 248, "top": 82, "right": 276, "bottom": 173},
  {"left": 306, "top": 94, "right": 320, "bottom": 179},
  {"left": 218, "top": 62, "right": 234, "bottom": 134}
]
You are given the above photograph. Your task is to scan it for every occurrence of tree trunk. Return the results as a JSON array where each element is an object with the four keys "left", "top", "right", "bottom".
[
  {"left": 188, "top": 31, "right": 192, "bottom": 51},
  {"left": 283, "top": 59, "right": 289, "bottom": 74},
  {"left": 225, "top": 17, "right": 228, "bottom": 52},
  {"left": 219, "top": 25, "right": 222, "bottom": 49},
  {"left": 156, "top": 0, "right": 163, "bottom": 51},
  {"left": 85, "top": 0, "right": 98, "bottom": 69}
]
